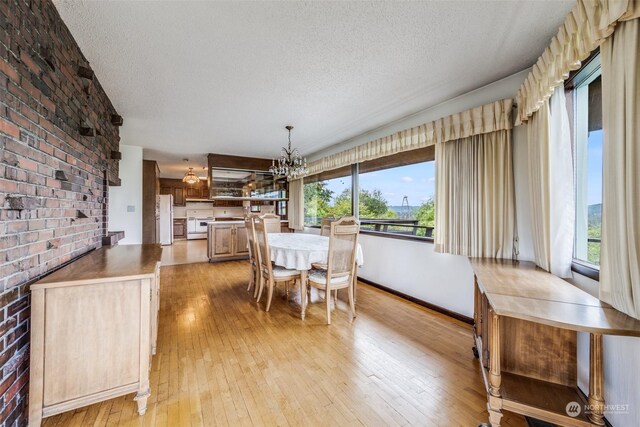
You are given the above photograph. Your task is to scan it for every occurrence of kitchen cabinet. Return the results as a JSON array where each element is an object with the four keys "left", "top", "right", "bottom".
[
  {"left": 207, "top": 223, "right": 248, "bottom": 261},
  {"left": 29, "top": 245, "right": 162, "bottom": 425},
  {"left": 158, "top": 179, "right": 206, "bottom": 206},
  {"left": 174, "top": 187, "right": 185, "bottom": 205},
  {"left": 173, "top": 218, "right": 186, "bottom": 239}
]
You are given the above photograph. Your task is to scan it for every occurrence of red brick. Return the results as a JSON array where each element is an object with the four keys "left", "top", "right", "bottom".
[
  {"left": 0, "top": 117, "right": 20, "bottom": 138},
  {"left": 0, "top": 179, "right": 18, "bottom": 192},
  {"left": 0, "top": 58, "right": 19, "bottom": 82}
]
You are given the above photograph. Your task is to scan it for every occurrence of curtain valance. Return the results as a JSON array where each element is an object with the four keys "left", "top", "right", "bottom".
[
  {"left": 307, "top": 99, "right": 513, "bottom": 176},
  {"left": 516, "top": 0, "right": 640, "bottom": 124}
]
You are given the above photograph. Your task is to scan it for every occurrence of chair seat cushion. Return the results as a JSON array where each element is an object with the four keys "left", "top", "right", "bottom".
[
  {"left": 271, "top": 265, "right": 300, "bottom": 278},
  {"left": 308, "top": 269, "right": 351, "bottom": 286}
]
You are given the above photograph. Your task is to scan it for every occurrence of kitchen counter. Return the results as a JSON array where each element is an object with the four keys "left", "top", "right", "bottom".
[{"left": 206, "top": 220, "right": 289, "bottom": 225}]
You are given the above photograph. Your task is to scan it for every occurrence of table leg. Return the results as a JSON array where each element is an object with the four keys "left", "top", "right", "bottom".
[
  {"left": 488, "top": 308, "right": 503, "bottom": 427},
  {"left": 588, "top": 333, "right": 605, "bottom": 426},
  {"left": 300, "top": 270, "right": 307, "bottom": 320}
]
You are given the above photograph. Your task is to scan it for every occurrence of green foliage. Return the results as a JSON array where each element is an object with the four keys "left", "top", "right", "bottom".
[
  {"left": 304, "top": 182, "right": 400, "bottom": 223},
  {"left": 415, "top": 198, "right": 435, "bottom": 227},
  {"left": 304, "top": 182, "right": 332, "bottom": 224}
]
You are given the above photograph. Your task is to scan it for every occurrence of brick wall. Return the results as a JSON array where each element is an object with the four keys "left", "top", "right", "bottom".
[{"left": 0, "top": 1, "right": 121, "bottom": 425}]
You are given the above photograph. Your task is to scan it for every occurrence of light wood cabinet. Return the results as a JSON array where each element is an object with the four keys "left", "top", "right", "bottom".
[
  {"left": 207, "top": 223, "right": 249, "bottom": 261},
  {"left": 29, "top": 245, "right": 162, "bottom": 426}
]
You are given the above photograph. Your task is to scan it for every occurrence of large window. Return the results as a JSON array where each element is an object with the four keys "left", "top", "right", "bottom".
[
  {"left": 358, "top": 162, "right": 435, "bottom": 238},
  {"left": 303, "top": 147, "right": 435, "bottom": 240},
  {"left": 572, "top": 55, "right": 602, "bottom": 268},
  {"left": 304, "top": 174, "right": 351, "bottom": 226}
]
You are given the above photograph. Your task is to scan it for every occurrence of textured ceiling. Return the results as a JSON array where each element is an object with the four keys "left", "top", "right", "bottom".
[{"left": 53, "top": 0, "right": 573, "bottom": 178}]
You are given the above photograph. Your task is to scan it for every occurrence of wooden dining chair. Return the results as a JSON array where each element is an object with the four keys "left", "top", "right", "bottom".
[
  {"left": 255, "top": 216, "right": 301, "bottom": 311},
  {"left": 260, "top": 213, "right": 282, "bottom": 233},
  {"left": 320, "top": 216, "right": 337, "bottom": 236},
  {"left": 244, "top": 214, "right": 261, "bottom": 297},
  {"left": 306, "top": 216, "right": 360, "bottom": 324}
]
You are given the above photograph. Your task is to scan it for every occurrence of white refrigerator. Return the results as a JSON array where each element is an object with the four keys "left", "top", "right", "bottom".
[{"left": 158, "top": 195, "right": 173, "bottom": 245}]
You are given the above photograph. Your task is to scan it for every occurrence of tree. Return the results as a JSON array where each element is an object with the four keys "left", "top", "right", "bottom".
[
  {"left": 304, "top": 182, "right": 333, "bottom": 223},
  {"left": 359, "top": 189, "right": 389, "bottom": 217},
  {"left": 415, "top": 198, "right": 435, "bottom": 227}
]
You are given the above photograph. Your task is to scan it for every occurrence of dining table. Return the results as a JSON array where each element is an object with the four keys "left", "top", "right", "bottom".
[{"left": 268, "top": 232, "right": 364, "bottom": 319}]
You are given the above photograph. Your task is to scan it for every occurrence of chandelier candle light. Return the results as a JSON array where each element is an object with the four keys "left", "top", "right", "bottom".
[{"left": 269, "top": 125, "right": 308, "bottom": 179}]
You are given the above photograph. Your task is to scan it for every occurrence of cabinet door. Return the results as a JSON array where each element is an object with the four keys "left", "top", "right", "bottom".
[
  {"left": 173, "top": 220, "right": 185, "bottom": 239},
  {"left": 160, "top": 186, "right": 172, "bottom": 195},
  {"left": 186, "top": 187, "right": 200, "bottom": 198},
  {"left": 233, "top": 225, "right": 249, "bottom": 255},
  {"left": 200, "top": 186, "right": 210, "bottom": 199},
  {"left": 174, "top": 188, "right": 185, "bottom": 206},
  {"left": 209, "top": 225, "right": 234, "bottom": 257}
]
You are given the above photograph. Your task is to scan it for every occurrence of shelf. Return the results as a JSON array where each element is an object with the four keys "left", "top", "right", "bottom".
[{"left": 499, "top": 371, "right": 593, "bottom": 427}]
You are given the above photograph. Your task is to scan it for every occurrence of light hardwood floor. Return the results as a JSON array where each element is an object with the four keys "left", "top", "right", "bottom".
[{"left": 42, "top": 260, "right": 527, "bottom": 426}]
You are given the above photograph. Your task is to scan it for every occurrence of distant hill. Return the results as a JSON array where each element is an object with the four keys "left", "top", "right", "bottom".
[
  {"left": 588, "top": 203, "right": 601, "bottom": 227},
  {"left": 388, "top": 205, "right": 419, "bottom": 217}
]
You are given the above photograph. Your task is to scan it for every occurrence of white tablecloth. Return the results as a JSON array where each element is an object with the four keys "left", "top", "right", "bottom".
[{"left": 268, "top": 233, "right": 364, "bottom": 271}]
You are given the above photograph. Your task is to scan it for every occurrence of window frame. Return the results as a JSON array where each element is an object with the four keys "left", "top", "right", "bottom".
[
  {"left": 303, "top": 147, "right": 436, "bottom": 244},
  {"left": 567, "top": 51, "right": 602, "bottom": 281}
]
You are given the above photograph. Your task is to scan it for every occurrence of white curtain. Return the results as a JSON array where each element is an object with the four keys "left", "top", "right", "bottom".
[
  {"left": 307, "top": 99, "right": 513, "bottom": 176},
  {"left": 287, "top": 178, "right": 304, "bottom": 231},
  {"left": 526, "top": 86, "right": 574, "bottom": 277},
  {"left": 599, "top": 18, "right": 640, "bottom": 319},
  {"left": 434, "top": 130, "right": 515, "bottom": 258}
]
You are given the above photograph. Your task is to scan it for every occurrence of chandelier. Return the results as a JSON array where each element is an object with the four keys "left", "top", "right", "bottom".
[
  {"left": 182, "top": 167, "right": 199, "bottom": 185},
  {"left": 269, "top": 125, "right": 308, "bottom": 179}
]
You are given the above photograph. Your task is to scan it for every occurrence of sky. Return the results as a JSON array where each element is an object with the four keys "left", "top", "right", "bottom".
[
  {"left": 324, "top": 161, "right": 435, "bottom": 206},
  {"left": 587, "top": 129, "right": 603, "bottom": 206}
]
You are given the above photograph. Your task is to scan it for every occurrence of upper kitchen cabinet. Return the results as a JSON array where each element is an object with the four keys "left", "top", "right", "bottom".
[{"left": 159, "top": 178, "right": 206, "bottom": 206}]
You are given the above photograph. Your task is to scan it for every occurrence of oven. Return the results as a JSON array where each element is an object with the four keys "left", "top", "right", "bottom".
[{"left": 187, "top": 217, "right": 213, "bottom": 240}]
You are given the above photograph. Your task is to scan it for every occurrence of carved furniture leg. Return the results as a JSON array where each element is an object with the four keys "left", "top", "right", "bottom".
[
  {"left": 134, "top": 388, "right": 150, "bottom": 415},
  {"left": 300, "top": 270, "right": 307, "bottom": 320},
  {"left": 488, "top": 308, "right": 503, "bottom": 427},
  {"left": 588, "top": 333, "right": 605, "bottom": 425}
]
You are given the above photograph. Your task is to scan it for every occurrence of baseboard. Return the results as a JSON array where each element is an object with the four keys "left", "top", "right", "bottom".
[{"left": 357, "top": 277, "right": 474, "bottom": 325}]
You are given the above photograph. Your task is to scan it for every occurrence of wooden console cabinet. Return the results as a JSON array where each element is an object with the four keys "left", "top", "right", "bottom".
[
  {"left": 470, "top": 258, "right": 640, "bottom": 427},
  {"left": 28, "top": 245, "right": 163, "bottom": 426},
  {"left": 207, "top": 222, "right": 249, "bottom": 261}
]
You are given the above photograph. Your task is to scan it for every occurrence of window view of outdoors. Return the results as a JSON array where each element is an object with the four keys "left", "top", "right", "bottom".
[
  {"left": 303, "top": 162, "right": 436, "bottom": 238},
  {"left": 583, "top": 128, "right": 602, "bottom": 265},
  {"left": 359, "top": 162, "right": 435, "bottom": 237},
  {"left": 575, "top": 73, "right": 602, "bottom": 266},
  {"left": 304, "top": 175, "right": 351, "bottom": 226}
]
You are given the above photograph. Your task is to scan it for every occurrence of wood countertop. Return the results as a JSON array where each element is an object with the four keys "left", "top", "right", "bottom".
[
  {"left": 469, "top": 258, "right": 640, "bottom": 336},
  {"left": 33, "top": 244, "right": 163, "bottom": 289}
]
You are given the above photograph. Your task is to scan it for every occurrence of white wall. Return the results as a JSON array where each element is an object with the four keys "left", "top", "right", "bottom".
[
  {"left": 108, "top": 144, "right": 143, "bottom": 244},
  {"left": 358, "top": 235, "right": 475, "bottom": 317}
]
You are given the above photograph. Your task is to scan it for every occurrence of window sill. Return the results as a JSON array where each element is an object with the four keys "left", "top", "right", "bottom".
[
  {"left": 304, "top": 225, "right": 435, "bottom": 244},
  {"left": 571, "top": 259, "right": 600, "bottom": 282},
  {"left": 359, "top": 229, "right": 434, "bottom": 243}
]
